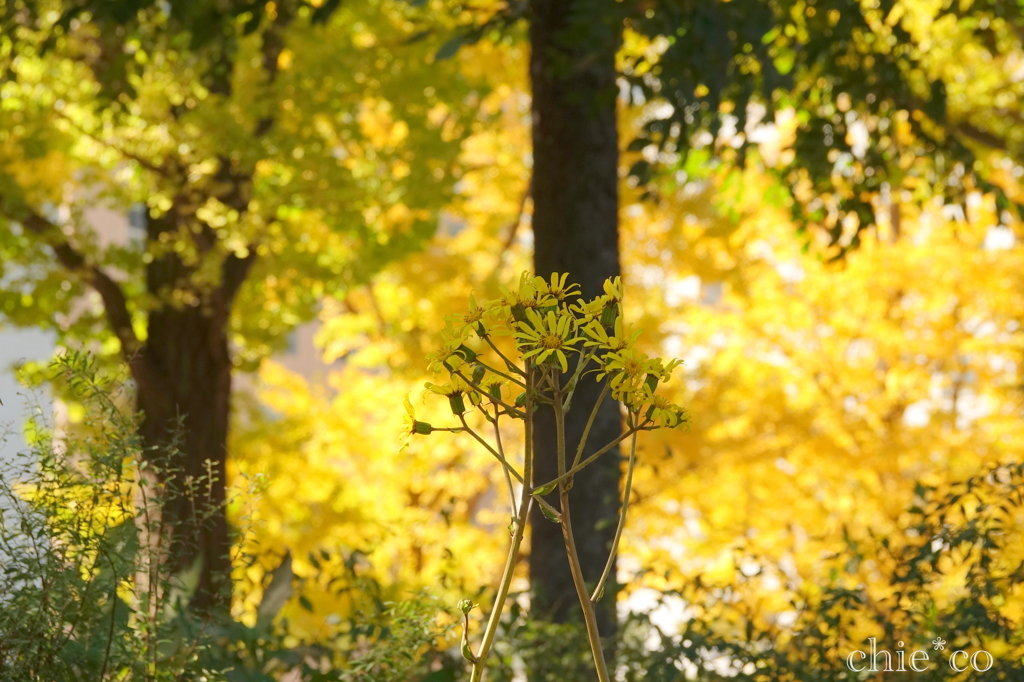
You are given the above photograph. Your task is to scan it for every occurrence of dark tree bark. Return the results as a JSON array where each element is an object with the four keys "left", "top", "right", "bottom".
[
  {"left": 133, "top": 210, "right": 253, "bottom": 613},
  {"left": 529, "top": 0, "right": 623, "bottom": 640}
]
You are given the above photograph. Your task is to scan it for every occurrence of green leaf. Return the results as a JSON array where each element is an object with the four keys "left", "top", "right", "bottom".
[
  {"left": 435, "top": 36, "right": 465, "bottom": 61},
  {"left": 540, "top": 503, "right": 561, "bottom": 523},
  {"left": 298, "top": 595, "right": 314, "bottom": 612},
  {"left": 532, "top": 481, "right": 558, "bottom": 497}
]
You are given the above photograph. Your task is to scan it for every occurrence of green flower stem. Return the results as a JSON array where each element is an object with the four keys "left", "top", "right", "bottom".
[
  {"left": 591, "top": 425, "right": 638, "bottom": 604},
  {"left": 536, "top": 422, "right": 649, "bottom": 494},
  {"left": 452, "top": 369, "right": 525, "bottom": 417},
  {"left": 554, "top": 392, "right": 611, "bottom": 682},
  {"left": 458, "top": 415, "right": 524, "bottom": 484},
  {"left": 559, "top": 489, "right": 611, "bottom": 682},
  {"left": 492, "top": 405, "right": 518, "bottom": 517},
  {"left": 481, "top": 335, "right": 527, "bottom": 382},
  {"left": 561, "top": 348, "right": 596, "bottom": 414},
  {"left": 469, "top": 369, "right": 535, "bottom": 682},
  {"left": 571, "top": 382, "right": 609, "bottom": 470},
  {"left": 554, "top": 384, "right": 567, "bottom": 477}
]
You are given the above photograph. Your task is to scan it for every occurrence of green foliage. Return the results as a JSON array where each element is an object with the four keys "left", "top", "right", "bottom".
[
  {"left": 0, "top": 354, "right": 459, "bottom": 681},
  {"left": 0, "top": 353, "right": 223, "bottom": 680},
  {"left": 619, "top": 0, "right": 1024, "bottom": 250},
  {"left": 630, "top": 463, "right": 1024, "bottom": 680},
  {"left": 0, "top": 0, "right": 480, "bottom": 368}
]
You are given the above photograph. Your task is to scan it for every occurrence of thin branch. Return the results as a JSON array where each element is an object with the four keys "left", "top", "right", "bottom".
[
  {"left": 536, "top": 423, "right": 648, "bottom": 493},
  {"left": 956, "top": 121, "right": 1011, "bottom": 152},
  {"left": 457, "top": 414, "right": 524, "bottom": 484},
  {"left": 491, "top": 405, "right": 518, "bottom": 517},
  {"left": 571, "top": 382, "right": 609, "bottom": 470},
  {"left": 591, "top": 423, "right": 638, "bottom": 604},
  {"left": 6, "top": 203, "right": 144, "bottom": 361},
  {"left": 480, "top": 334, "right": 527, "bottom": 381}
]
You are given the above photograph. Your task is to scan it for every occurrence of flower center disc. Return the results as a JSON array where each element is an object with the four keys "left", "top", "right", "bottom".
[{"left": 541, "top": 334, "right": 563, "bottom": 350}]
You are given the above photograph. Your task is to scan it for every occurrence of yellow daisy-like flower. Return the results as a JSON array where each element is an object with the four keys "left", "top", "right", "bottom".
[
  {"left": 603, "top": 276, "right": 623, "bottom": 303},
  {"left": 483, "top": 377, "right": 509, "bottom": 402},
  {"left": 598, "top": 347, "right": 662, "bottom": 399},
  {"left": 571, "top": 295, "right": 611, "bottom": 324},
  {"left": 514, "top": 308, "right": 584, "bottom": 373},
  {"left": 424, "top": 377, "right": 471, "bottom": 415},
  {"left": 637, "top": 387, "right": 688, "bottom": 428},
  {"left": 584, "top": 317, "right": 642, "bottom": 352},
  {"left": 426, "top": 324, "right": 475, "bottom": 374},
  {"left": 535, "top": 273, "right": 580, "bottom": 302},
  {"left": 494, "top": 272, "right": 557, "bottom": 323},
  {"left": 400, "top": 395, "right": 433, "bottom": 450},
  {"left": 445, "top": 292, "right": 492, "bottom": 337}
]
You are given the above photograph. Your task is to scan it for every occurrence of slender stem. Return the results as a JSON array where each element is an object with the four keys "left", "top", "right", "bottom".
[
  {"left": 492, "top": 405, "right": 518, "bottom": 517},
  {"left": 571, "top": 382, "right": 609, "bottom": 470},
  {"left": 554, "top": 384, "right": 611, "bottom": 682},
  {"left": 458, "top": 416, "right": 525, "bottom": 484},
  {"left": 534, "top": 495, "right": 561, "bottom": 521},
  {"left": 591, "top": 424, "right": 638, "bottom": 603},
  {"left": 469, "top": 368, "right": 535, "bottom": 682},
  {"left": 559, "top": 488, "right": 612, "bottom": 682},
  {"left": 453, "top": 369, "right": 525, "bottom": 417},
  {"left": 482, "top": 334, "right": 527, "bottom": 380},
  {"left": 561, "top": 348, "right": 596, "bottom": 414},
  {"left": 479, "top": 355, "right": 528, "bottom": 387},
  {"left": 537, "top": 423, "right": 648, "bottom": 493},
  {"left": 468, "top": 501, "right": 530, "bottom": 682},
  {"left": 554, "top": 380, "right": 566, "bottom": 477}
]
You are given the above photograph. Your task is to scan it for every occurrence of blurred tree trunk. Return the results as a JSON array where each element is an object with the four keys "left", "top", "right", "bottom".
[
  {"left": 528, "top": 0, "right": 623, "bottom": 643},
  {"left": 133, "top": 208, "right": 254, "bottom": 614}
]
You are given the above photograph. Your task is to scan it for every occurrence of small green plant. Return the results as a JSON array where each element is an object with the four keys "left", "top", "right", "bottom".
[
  {"left": 408, "top": 272, "right": 688, "bottom": 682},
  {"left": 0, "top": 354, "right": 457, "bottom": 681},
  {"left": 0, "top": 352, "right": 227, "bottom": 680}
]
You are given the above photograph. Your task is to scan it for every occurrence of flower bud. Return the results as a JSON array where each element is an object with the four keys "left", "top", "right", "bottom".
[
  {"left": 456, "top": 344, "right": 478, "bottom": 363},
  {"left": 448, "top": 393, "right": 466, "bottom": 415},
  {"left": 414, "top": 421, "right": 433, "bottom": 435},
  {"left": 458, "top": 598, "right": 475, "bottom": 614},
  {"left": 471, "top": 364, "right": 486, "bottom": 385},
  {"left": 488, "top": 382, "right": 503, "bottom": 401},
  {"left": 600, "top": 304, "right": 617, "bottom": 327}
]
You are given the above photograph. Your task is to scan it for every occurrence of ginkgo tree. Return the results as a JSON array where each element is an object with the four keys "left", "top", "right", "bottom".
[
  {"left": 609, "top": 159, "right": 1024, "bottom": 670},
  {"left": 0, "top": 0, "right": 482, "bottom": 610},
  {"left": 445, "top": 0, "right": 1024, "bottom": 640}
]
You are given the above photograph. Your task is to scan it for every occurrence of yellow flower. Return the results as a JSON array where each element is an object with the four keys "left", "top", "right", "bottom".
[
  {"left": 571, "top": 295, "right": 611, "bottom": 324},
  {"left": 400, "top": 395, "right": 432, "bottom": 450},
  {"left": 535, "top": 272, "right": 580, "bottom": 302},
  {"left": 603, "top": 276, "right": 623, "bottom": 303},
  {"left": 494, "top": 271, "right": 556, "bottom": 323},
  {"left": 445, "top": 292, "right": 492, "bottom": 336},
  {"left": 598, "top": 347, "right": 662, "bottom": 399},
  {"left": 425, "top": 377, "right": 471, "bottom": 415},
  {"left": 426, "top": 323, "right": 474, "bottom": 374},
  {"left": 636, "top": 386, "right": 688, "bottom": 428},
  {"left": 584, "top": 316, "right": 642, "bottom": 352},
  {"left": 483, "top": 377, "right": 509, "bottom": 402},
  {"left": 514, "top": 308, "right": 584, "bottom": 373}
]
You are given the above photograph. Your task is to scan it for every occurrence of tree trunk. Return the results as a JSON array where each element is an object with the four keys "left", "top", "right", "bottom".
[
  {"left": 529, "top": 0, "right": 623, "bottom": 642},
  {"left": 134, "top": 210, "right": 235, "bottom": 614}
]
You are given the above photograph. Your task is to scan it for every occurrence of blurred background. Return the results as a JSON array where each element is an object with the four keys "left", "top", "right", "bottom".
[{"left": 1, "top": 0, "right": 1024, "bottom": 679}]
